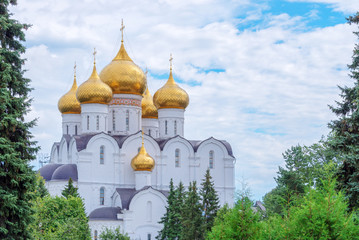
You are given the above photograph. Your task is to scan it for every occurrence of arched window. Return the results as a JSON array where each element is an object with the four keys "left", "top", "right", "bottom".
[
  {"left": 149, "top": 129, "right": 151, "bottom": 137},
  {"left": 100, "top": 146, "right": 104, "bottom": 164},
  {"left": 209, "top": 150, "right": 214, "bottom": 169},
  {"left": 87, "top": 116, "right": 90, "bottom": 130},
  {"left": 165, "top": 120, "right": 168, "bottom": 135},
  {"left": 175, "top": 149, "right": 180, "bottom": 167},
  {"left": 112, "top": 110, "right": 116, "bottom": 131},
  {"left": 94, "top": 230, "right": 98, "bottom": 240},
  {"left": 126, "top": 110, "right": 129, "bottom": 131},
  {"left": 66, "top": 125, "right": 69, "bottom": 135},
  {"left": 75, "top": 125, "right": 78, "bottom": 135},
  {"left": 100, "top": 187, "right": 105, "bottom": 205},
  {"left": 96, "top": 115, "right": 99, "bottom": 130},
  {"left": 147, "top": 201, "right": 152, "bottom": 222},
  {"left": 174, "top": 120, "right": 177, "bottom": 135}
]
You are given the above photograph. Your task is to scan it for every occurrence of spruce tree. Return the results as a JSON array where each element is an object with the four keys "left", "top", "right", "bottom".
[
  {"left": 157, "top": 178, "right": 176, "bottom": 240},
  {"left": 62, "top": 177, "right": 80, "bottom": 199},
  {"left": 0, "top": 0, "right": 38, "bottom": 238},
  {"left": 328, "top": 12, "right": 359, "bottom": 210},
  {"left": 172, "top": 181, "right": 185, "bottom": 238},
  {"left": 200, "top": 169, "right": 219, "bottom": 234},
  {"left": 180, "top": 181, "right": 204, "bottom": 240}
]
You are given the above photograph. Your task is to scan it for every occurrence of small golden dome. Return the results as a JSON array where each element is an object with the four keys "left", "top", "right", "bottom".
[
  {"left": 131, "top": 141, "right": 155, "bottom": 171},
  {"left": 76, "top": 63, "right": 113, "bottom": 104},
  {"left": 153, "top": 61, "right": 189, "bottom": 110},
  {"left": 142, "top": 88, "right": 158, "bottom": 119},
  {"left": 99, "top": 41, "right": 146, "bottom": 96},
  {"left": 58, "top": 73, "right": 81, "bottom": 114}
]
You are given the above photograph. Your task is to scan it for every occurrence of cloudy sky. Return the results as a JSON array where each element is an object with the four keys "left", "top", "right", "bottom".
[{"left": 11, "top": 0, "right": 359, "bottom": 200}]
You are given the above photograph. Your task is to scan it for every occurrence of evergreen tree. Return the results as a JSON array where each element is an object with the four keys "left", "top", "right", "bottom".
[
  {"left": 157, "top": 178, "right": 176, "bottom": 240},
  {"left": 180, "top": 181, "right": 204, "bottom": 240},
  {"left": 200, "top": 169, "right": 219, "bottom": 233},
  {"left": 172, "top": 181, "right": 185, "bottom": 237},
  {"left": 33, "top": 174, "right": 48, "bottom": 199},
  {"left": 62, "top": 177, "right": 80, "bottom": 199},
  {"left": 328, "top": 12, "right": 359, "bottom": 210},
  {"left": 0, "top": 1, "right": 38, "bottom": 238}
]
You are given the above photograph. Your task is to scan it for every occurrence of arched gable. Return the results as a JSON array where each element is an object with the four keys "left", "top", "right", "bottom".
[
  {"left": 121, "top": 131, "right": 161, "bottom": 155},
  {"left": 50, "top": 143, "right": 59, "bottom": 163},
  {"left": 162, "top": 135, "right": 195, "bottom": 158},
  {"left": 59, "top": 136, "right": 69, "bottom": 163},
  {"left": 128, "top": 187, "right": 167, "bottom": 211},
  {"left": 69, "top": 138, "right": 79, "bottom": 164},
  {"left": 86, "top": 133, "right": 120, "bottom": 155},
  {"left": 196, "top": 137, "right": 231, "bottom": 158}
]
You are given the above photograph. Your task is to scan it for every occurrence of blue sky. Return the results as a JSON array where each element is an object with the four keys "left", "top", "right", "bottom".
[{"left": 11, "top": 0, "right": 359, "bottom": 200}]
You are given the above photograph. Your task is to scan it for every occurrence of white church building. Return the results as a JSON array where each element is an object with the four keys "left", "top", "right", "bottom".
[{"left": 39, "top": 25, "right": 235, "bottom": 240}]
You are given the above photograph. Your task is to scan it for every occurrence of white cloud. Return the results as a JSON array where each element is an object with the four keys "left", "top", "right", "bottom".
[
  {"left": 286, "top": 0, "right": 359, "bottom": 14},
  {"left": 11, "top": 0, "right": 358, "bottom": 199}
]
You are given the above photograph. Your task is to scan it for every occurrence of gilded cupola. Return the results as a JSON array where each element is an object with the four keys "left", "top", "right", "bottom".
[
  {"left": 131, "top": 139, "right": 155, "bottom": 171},
  {"left": 58, "top": 64, "right": 81, "bottom": 114},
  {"left": 99, "top": 20, "right": 146, "bottom": 96},
  {"left": 142, "top": 88, "right": 158, "bottom": 119},
  {"left": 153, "top": 55, "right": 189, "bottom": 110},
  {"left": 76, "top": 50, "right": 113, "bottom": 104}
]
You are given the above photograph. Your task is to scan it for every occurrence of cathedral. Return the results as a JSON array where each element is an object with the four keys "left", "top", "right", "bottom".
[{"left": 39, "top": 23, "right": 236, "bottom": 240}]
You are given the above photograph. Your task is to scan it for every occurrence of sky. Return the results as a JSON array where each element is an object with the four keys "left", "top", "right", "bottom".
[{"left": 10, "top": 0, "right": 359, "bottom": 200}]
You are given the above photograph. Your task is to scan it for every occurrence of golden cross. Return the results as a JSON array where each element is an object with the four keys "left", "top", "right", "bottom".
[
  {"left": 120, "top": 19, "right": 125, "bottom": 42},
  {"left": 74, "top": 62, "right": 77, "bottom": 77},
  {"left": 169, "top": 53, "right": 173, "bottom": 70},
  {"left": 93, "top": 48, "right": 97, "bottom": 65}
]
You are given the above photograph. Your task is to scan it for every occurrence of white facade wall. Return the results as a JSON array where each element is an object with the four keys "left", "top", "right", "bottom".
[
  {"left": 142, "top": 118, "right": 159, "bottom": 138},
  {"left": 108, "top": 94, "right": 142, "bottom": 135},
  {"left": 81, "top": 104, "right": 109, "bottom": 134},
  {"left": 158, "top": 108, "right": 184, "bottom": 138},
  {"left": 62, "top": 114, "right": 81, "bottom": 136}
]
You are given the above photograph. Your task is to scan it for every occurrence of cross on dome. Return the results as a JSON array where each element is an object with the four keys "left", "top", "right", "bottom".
[
  {"left": 121, "top": 19, "right": 125, "bottom": 42},
  {"left": 93, "top": 48, "right": 97, "bottom": 65},
  {"left": 169, "top": 53, "right": 173, "bottom": 70}
]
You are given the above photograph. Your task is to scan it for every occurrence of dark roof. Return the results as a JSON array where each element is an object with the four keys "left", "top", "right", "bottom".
[
  {"left": 38, "top": 164, "right": 63, "bottom": 181},
  {"left": 51, "top": 164, "right": 78, "bottom": 181},
  {"left": 116, "top": 186, "right": 169, "bottom": 210},
  {"left": 89, "top": 207, "right": 122, "bottom": 220},
  {"left": 73, "top": 132, "right": 234, "bottom": 157},
  {"left": 62, "top": 134, "right": 71, "bottom": 148}
]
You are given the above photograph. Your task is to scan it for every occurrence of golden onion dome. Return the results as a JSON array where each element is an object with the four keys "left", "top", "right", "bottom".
[
  {"left": 131, "top": 141, "right": 155, "bottom": 171},
  {"left": 76, "top": 63, "right": 113, "bottom": 104},
  {"left": 58, "top": 72, "right": 81, "bottom": 114},
  {"left": 153, "top": 63, "right": 189, "bottom": 110},
  {"left": 142, "top": 88, "right": 158, "bottom": 119},
  {"left": 99, "top": 40, "right": 146, "bottom": 96}
]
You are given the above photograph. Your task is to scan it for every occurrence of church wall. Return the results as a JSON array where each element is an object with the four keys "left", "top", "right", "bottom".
[
  {"left": 81, "top": 104, "right": 109, "bottom": 134},
  {"left": 126, "top": 189, "right": 167, "bottom": 240},
  {"left": 59, "top": 138, "right": 68, "bottom": 164},
  {"left": 142, "top": 118, "right": 159, "bottom": 138},
  {"left": 61, "top": 114, "right": 81, "bottom": 136},
  {"left": 50, "top": 143, "right": 59, "bottom": 163},
  {"left": 158, "top": 109, "right": 184, "bottom": 138}
]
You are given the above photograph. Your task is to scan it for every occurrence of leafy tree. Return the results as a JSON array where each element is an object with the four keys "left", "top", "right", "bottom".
[
  {"left": 180, "top": 181, "right": 204, "bottom": 240},
  {"left": 200, "top": 169, "right": 220, "bottom": 233},
  {"left": 33, "top": 174, "right": 48, "bottom": 199},
  {"left": 263, "top": 176, "right": 359, "bottom": 239},
  {"left": 206, "top": 197, "right": 263, "bottom": 240},
  {"left": 0, "top": 0, "right": 38, "bottom": 238},
  {"left": 62, "top": 177, "right": 79, "bottom": 199},
  {"left": 99, "top": 226, "right": 130, "bottom": 240},
  {"left": 30, "top": 196, "right": 91, "bottom": 239},
  {"left": 328, "top": 12, "right": 359, "bottom": 211}
]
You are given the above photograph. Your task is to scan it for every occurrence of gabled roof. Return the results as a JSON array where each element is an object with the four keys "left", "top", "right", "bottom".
[
  {"left": 89, "top": 207, "right": 122, "bottom": 220},
  {"left": 38, "top": 163, "right": 78, "bottom": 182}
]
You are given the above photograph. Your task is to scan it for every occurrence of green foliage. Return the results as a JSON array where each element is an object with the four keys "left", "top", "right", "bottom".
[
  {"left": 263, "top": 141, "right": 338, "bottom": 216},
  {"left": 30, "top": 196, "right": 91, "bottom": 240},
  {"left": 180, "top": 181, "right": 204, "bottom": 240},
  {"left": 200, "top": 169, "right": 220, "bottom": 234},
  {"left": 99, "top": 226, "right": 130, "bottom": 240},
  {"left": 0, "top": 1, "right": 38, "bottom": 238},
  {"left": 263, "top": 177, "right": 359, "bottom": 240},
  {"left": 62, "top": 178, "right": 79, "bottom": 199},
  {"left": 206, "top": 197, "right": 263, "bottom": 240},
  {"left": 328, "top": 12, "right": 359, "bottom": 211},
  {"left": 33, "top": 174, "right": 49, "bottom": 199}
]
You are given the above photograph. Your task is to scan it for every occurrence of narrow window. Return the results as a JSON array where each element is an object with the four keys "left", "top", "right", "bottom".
[
  {"left": 175, "top": 149, "right": 180, "bottom": 167},
  {"left": 174, "top": 120, "right": 177, "bottom": 135},
  {"left": 149, "top": 129, "right": 151, "bottom": 137},
  {"left": 94, "top": 230, "right": 98, "bottom": 240},
  {"left": 126, "top": 110, "right": 129, "bottom": 131},
  {"left": 147, "top": 201, "right": 152, "bottom": 222},
  {"left": 147, "top": 233, "right": 151, "bottom": 240},
  {"left": 75, "top": 125, "right": 78, "bottom": 135},
  {"left": 96, "top": 115, "right": 99, "bottom": 130},
  {"left": 66, "top": 125, "right": 69, "bottom": 135},
  {"left": 100, "top": 187, "right": 105, "bottom": 205},
  {"left": 100, "top": 146, "right": 104, "bottom": 164},
  {"left": 165, "top": 120, "right": 168, "bottom": 135},
  {"left": 209, "top": 150, "right": 214, "bottom": 169},
  {"left": 112, "top": 110, "right": 116, "bottom": 131},
  {"left": 87, "top": 116, "right": 90, "bottom": 130}
]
